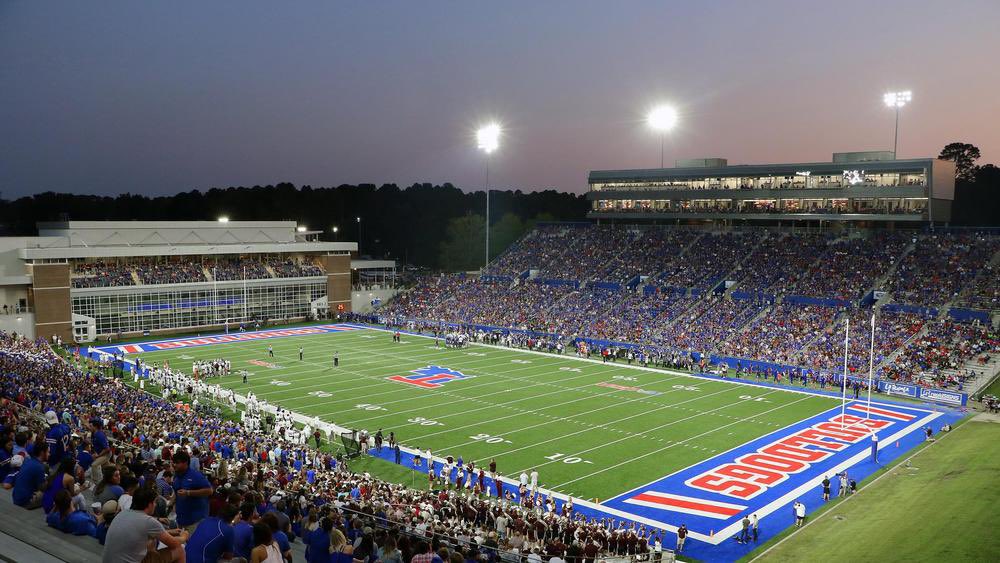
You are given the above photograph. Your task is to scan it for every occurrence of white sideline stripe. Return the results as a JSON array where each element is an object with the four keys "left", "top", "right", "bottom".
[
  {"left": 358, "top": 324, "right": 937, "bottom": 413},
  {"left": 707, "top": 410, "right": 943, "bottom": 545}
]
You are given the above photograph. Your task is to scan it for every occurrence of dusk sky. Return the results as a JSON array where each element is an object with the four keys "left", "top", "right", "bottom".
[{"left": 2, "top": 1, "right": 998, "bottom": 198}]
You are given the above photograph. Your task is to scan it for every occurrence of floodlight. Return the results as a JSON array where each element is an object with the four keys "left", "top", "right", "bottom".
[
  {"left": 477, "top": 123, "right": 501, "bottom": 154},
  {"left": 297, "top": 226, "right": 307, "bottom": 233},
  {"left": 883, "top": 91, "right": 912, "bottom": 108},
  {"left": 647, "top": 105, "right": 678, "bottom": 132},
  {"left": 218, "top": 216, "right": 229, "bottom": 223}
]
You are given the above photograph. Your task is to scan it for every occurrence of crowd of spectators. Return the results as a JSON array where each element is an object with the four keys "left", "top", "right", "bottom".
[
  {"left": 731, "top": 233, "right": 831, "bottom": 296},
  {"left": 210, "top": 258, "right": 270, "bottom": 281},
  {"left": 879, "top": 319, "right": 1000, "bottom": 388},
  {"left": 72, "top": 261, "right": 137, "bottom": 288},
  {"left": 800, "top": 309, "right": 928, "bottom": 373},
  {"left": 715, "top": 303, "right": 838, "bottom": 364},
  {"left": 71, "top": 256, "right": 327, "bottom": 288},
  {"left": 384, "top": 226, "right": 1000, "bottom": 387},
  {"left": 884, "top": 232, "right": 1000, "bottom": 307},
  {"left": 1, "top": 331, "right": 660, "bottom": 562},
  {"left": 269, "top": 258, "right": 325, "bottom": 278},
  {"left": 790, "top": 232, "right": 910, "bottom": 300}
]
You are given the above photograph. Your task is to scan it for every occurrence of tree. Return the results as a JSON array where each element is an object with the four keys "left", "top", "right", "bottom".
[
  {"left": 938, "top": 142, "right": 981, "bottom": 181},
  {"left": 438, "top": 214, "right": 487, "bottom": 272}
]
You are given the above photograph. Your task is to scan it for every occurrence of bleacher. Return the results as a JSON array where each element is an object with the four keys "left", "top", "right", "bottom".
[{"left": 385, "top": 225, "right": 1000, "bottom": 390}]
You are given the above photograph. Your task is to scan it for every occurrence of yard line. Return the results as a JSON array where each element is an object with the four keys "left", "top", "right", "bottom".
[
  {"left": 549, "top": 393, "right": 817, "bottom": 489},
  {"left": 405, "top": 371, "right": 723, "bottom": 444},
  {"left": 347, "top": 368, "right": 693, "bottom": 432},
  {"left": 292, "top": 353, "right": 593, "bottom": 410}
]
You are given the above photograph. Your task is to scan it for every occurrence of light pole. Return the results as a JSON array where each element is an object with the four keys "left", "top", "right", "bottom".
[
  {"left": 476, "top": 123, "right": 501, "bottom": 268},
  {"left": 647, "top": 105, "right": 678, "bottom": 168},
  {"left": 883, "top": 91, "right": 911, "bottom": 158},
  {"left": 331, "top": 226, "right": 339, "bottom": 241},
  {"left": 356, "top": 217, "right": 362, "bottom": 256}
]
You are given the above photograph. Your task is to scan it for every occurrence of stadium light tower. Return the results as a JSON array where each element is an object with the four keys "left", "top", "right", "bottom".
[
  {"left": 647, "top": 105, "right": 678, "bottom": 168},
  {"left": 883, "top": 91, "right": 912, "bottom": 158},
  {"left": 331, "top": 225, "right": 339, "bottom": 241},
  {"left": 476, "top": 123, "right": 501, "bottom": 269},
  {"left": 356, "top": 217, "right": 362, "bottom": 256},
  {"left": 217, "top": 216, "right": 229, "bottom": 223}
]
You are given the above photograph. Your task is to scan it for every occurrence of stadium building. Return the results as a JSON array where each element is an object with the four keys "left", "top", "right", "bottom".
[
  {"left": 588, "top": 151, "right": 955, "bottom": 224},
  {"left": 0, "top": 221, "right": 396, "bottom": 342}
]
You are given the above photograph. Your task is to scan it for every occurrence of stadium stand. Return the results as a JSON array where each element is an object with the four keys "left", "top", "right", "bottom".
[
  {"left": 383, "top": 225, "right": 1000, "bottom": 391},
  {"left": 0, "top": 332, "right": 661, "bottom": 563}
]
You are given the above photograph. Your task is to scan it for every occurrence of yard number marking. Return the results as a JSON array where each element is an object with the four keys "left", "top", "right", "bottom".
[
  {"left": 545, "top": 452, "right": 594, "bottom": 464},
  {"left": 408, "top": 416, "right": 444, "bottom": 426},
  {"left": 470, "top": 433, "right": 512, "bottom": 444}
]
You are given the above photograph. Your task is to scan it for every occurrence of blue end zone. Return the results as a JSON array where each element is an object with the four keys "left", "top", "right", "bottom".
[
  {"left": 89, "top": 323, "right": 367, "bottom": 356},
  {"left": 368, "top": 399, "right": 965, "bottom": 563}
]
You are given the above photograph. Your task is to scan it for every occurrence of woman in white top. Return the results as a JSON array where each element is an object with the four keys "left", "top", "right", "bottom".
[{"left": 250, "top": 522, "right": 284, "bottom": 563}]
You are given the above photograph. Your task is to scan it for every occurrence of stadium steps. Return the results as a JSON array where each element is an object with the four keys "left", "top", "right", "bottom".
[
  {"left": 874, "top": 317, "right": 932, "bottom": 372},
  {"left": 263, "top": 264, "right": 278, "bottom": 278},
  {"left": 130, "top": 269, "right": 142, "bottom": 285},
  {"left": 722, "top": 232, "right": 789, "bottom": 298},
  {"left": 943, "top": 356, "right": 1000, "bottom": 396},
  {"left": 869, "top": 240, "right": 917, "bottom": 298},
  {"left": 0, "top": 489, "right": 103, "bottom": 562},
  {"left": 203, "top": 266, "right": 215, "bottom": 281}
]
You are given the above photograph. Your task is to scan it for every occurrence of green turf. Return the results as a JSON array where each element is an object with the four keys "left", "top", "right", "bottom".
[
  {"left": 741, "top": 417, "right": 1000, "bottom": 563},
  {"left": 126, "top": 327, "right": 839, "bottom": 501}
]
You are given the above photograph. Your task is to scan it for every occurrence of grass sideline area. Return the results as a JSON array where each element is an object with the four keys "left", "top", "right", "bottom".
[
  {"left": 111, "top": 325, "right": 841, "bottom": 501},
  {"left": 739, "top": 415, "right": 999, "bottom": 562}
]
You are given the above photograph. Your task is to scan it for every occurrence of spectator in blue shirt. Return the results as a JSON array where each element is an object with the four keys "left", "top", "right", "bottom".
[
  {"left": 45, "top": 489, "right": 98, "bottom": 537},
  {"left": 172, "top": 450, "right": 214, "bottom": 529},
  {"left": 44, "top": 410, "right": 71, "bottom": 467},
  {"left": 233, "top": 502, "right": 257, "bottom": 560},
  {"left": 305, "top": 517, "right": 333, "bottom": 563},
  {"left": 90, "top": 419, "right": 111, "bottom": 481},
  {"left": 185, "top": 503, "right": 238, "bottom": 563},
  {"left": 12, "top": 439, "right": 48, "bottom": 508}
]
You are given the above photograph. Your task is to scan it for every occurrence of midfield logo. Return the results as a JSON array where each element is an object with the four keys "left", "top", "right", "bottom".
[{"left": 387, "top": 366, "right": 472, "bottom": 389}]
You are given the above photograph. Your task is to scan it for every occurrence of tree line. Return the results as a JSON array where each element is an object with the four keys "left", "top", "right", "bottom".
[
  {"left": 0, "top": 142, "right": 994, "bottom": 270},
  {"left": 0, "top": 183, "right": 589, "bottom": 269}
]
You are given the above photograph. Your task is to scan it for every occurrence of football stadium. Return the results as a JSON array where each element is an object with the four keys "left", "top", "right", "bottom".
[{"left": 2, "top": 4, "right": 1000, "bottom": 563}]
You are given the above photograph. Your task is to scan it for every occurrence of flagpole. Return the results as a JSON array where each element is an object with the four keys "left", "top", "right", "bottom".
[
  {"left": 840, "top": 318, "right": 850, "bottom": 429},
  {"left": 866, "top": 311, "right": 876, "bottom": 419}
]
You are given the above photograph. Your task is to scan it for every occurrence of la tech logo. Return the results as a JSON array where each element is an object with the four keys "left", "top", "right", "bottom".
[{"left": 387, "top": 366, "right": 472, "bottom": 389}]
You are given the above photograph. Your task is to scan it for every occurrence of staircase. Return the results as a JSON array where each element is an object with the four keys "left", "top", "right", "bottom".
[
  {"left": 939, "top": 355, "right": 1000, "bottom": 397},
  {"left": 203, "top": 266, "right": 214, "bottom": 282},
  {"left": 130, "top": 269, "right": 142, "bottom": 285},
  {"left": 263, "top": 263, "right": 278, "bottom": 278}
]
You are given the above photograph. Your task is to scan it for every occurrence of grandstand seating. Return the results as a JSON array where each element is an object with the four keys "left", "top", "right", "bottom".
[
  {"left": 0, "top": 333, "right": 648, "bottom": 562},
  {"left": 385, "top": 225, "right": 1000, "bottom": 389},
  {"left": 70, "top": 257, "right": 326, "bottom": 287}
]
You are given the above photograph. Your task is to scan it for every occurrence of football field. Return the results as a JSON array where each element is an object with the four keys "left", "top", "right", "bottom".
[{"left": 114, "top": 324, "right": 837, "bottom": 501}]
